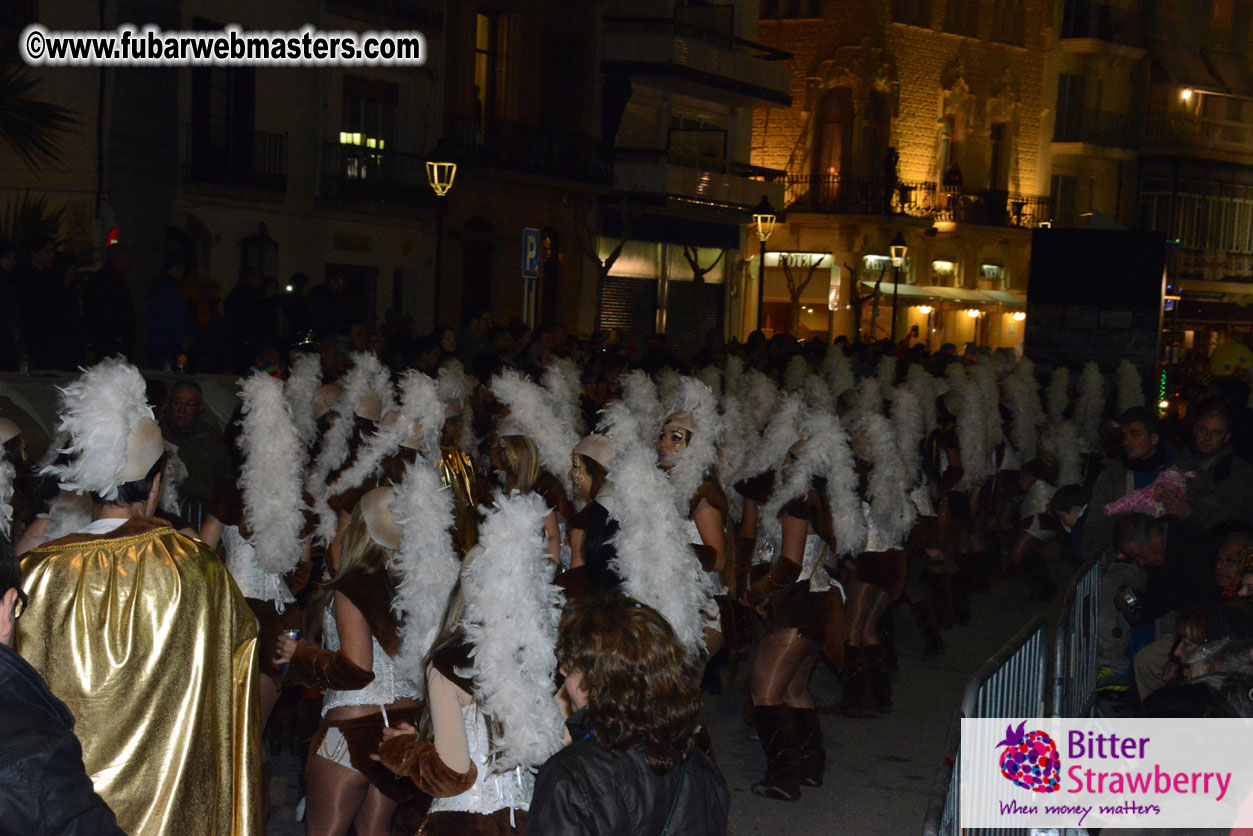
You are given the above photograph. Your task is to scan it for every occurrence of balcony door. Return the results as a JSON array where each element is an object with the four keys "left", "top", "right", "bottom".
[
  {"left": 813, "top": 88, "right": 854, "bottom": 203},
  {"left": 190, "top": 56, "right": 255, "bottom": 180}
]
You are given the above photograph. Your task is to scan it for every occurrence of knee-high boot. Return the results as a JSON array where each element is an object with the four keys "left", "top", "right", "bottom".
[
  {"left": 910, "top": 600, "right": 945, "bottom": 655},
  {"left": 751, "top": 705, "right": 801, "bottom": 801},
  {"left": 864, "top": 644, "right": 892, "bottom": 712},
  {"left": 926, "top": 572, "right": 955, "bottom": 630},
  {"left": 790, "top": 707, "right": 825, "bottom": 787},
  {"left": 835, "top": 644, "right": 867, "bottom": 715}
]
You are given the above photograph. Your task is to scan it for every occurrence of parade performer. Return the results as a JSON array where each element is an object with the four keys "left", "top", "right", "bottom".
[{"left": 19, "top": 357, "right": 262, "bottom": 836}]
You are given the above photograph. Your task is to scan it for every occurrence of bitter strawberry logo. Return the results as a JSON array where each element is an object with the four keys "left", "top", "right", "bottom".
[{"left": 996, "top": 721, "right": 1061, "bottom": 793}]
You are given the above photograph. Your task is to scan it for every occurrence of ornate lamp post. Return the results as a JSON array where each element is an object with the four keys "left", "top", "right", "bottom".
[
  {"left": 752, "top": 194, "right": 778, "bottom": 332},
  {"left": 426, "top": 156, "right": 457, "bottom": 323},
  {"left": 889, "top": 231, "right": 908, "bottom": 343}
]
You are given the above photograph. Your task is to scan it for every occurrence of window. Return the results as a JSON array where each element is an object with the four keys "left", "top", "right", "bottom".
[
  {"left": 341, "top": 76, "right": 397, "bottom": 179},
  {"left": 989, "top": 0, "right": 1025, "bottom": 45},
  {"left": 761, "top": 0, "right": 821, "bottom": 20},
  {"left": 190, "top": 19, "right": 256, "bottom": 178},
  {"left": 1053, "top": 73, "right": 1086, "bottom": 141},
  {"left": 1051, "top": 174, "right": 1078, "bottom": 227},
  {"left": 474, "top": 11, "right": 507, "bottom": 141},
  {"left": 988, "top": 122, "right": 1009, "bottom": 191},
  {"left": 814, "top": 88, "right": 853, "bottom": 180},
  {"left": 669, "top": 116, "right": 726, "bottom": 160},
  {"left": 944, "top": 0, "right": 980, "bottom": 37},
  {"left": 892, "top": 0, "right": 931, "bottom": 27}
]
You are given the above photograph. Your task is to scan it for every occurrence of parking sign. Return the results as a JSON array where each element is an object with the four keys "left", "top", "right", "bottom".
[{"left": 522, "top": 228, "right": 540, "bottom": 279}]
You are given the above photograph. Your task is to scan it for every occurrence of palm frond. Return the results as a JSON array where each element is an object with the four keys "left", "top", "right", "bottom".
[
  {"left": 0, "top": 63, "right": 78, "bottom": 167},
  {"left": 0, "top": 190, "right": 66, "bottom": 254}
]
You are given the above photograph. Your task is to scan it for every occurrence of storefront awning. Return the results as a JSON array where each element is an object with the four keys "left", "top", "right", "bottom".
[{"left": 859, "top": 281, "right": 1025, "bottom": 307}]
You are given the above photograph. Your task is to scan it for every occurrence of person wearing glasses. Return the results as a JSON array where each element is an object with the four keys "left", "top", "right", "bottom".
[{"left": 0, "top": 531, "right": 124, "bottom": 835}]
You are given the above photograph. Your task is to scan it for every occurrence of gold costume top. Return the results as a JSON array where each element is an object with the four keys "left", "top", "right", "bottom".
[
  {"left": 18, "top": 518, "right": 261, "bottom": 836},
  {"left": 440, "top": 444, "right": 479, "bottom": 557}
]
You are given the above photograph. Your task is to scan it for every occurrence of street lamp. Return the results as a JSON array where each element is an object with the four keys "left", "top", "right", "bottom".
[
  {"left": 888, "top": 231, "right": 907, "bottom": 343},
  {"left": 752, "top": 194, "right": 777, "bottom": 332},
  {"left": 426, "top": 153, "right": 457, "bottom": 325}
]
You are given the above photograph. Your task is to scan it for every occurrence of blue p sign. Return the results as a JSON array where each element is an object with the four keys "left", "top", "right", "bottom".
[{"left": 522, "top": 228, "right": 540, "bottom": 279}]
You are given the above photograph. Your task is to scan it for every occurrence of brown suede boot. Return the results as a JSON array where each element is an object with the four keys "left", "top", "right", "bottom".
[
  {"left": 835, "top": 644, "right": 867, "bottom": 715},
  {"left": 751, "top": 705, "right": 801, "bottom": 800},
  {"left": 864, "top": 644, "right": 892, "bottom": 712},
  {"left": 790, "top": 707, "right": 825, "bottom": 787},
  {"left": 926, "top": 572, "right": 955, "bottom": 630},
  {"left": 910, "top": 601, "right": 945, "bottom": 655}
]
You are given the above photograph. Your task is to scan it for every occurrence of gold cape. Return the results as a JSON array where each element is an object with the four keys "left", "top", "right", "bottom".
[
  {"left": 18, "top": 518, "right": 261, "bottom": 836},
  {"left": 440, "top": 444, "right": 479, "bottom": 557}
]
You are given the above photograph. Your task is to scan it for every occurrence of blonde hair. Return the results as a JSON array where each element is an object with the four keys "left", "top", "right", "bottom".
[
  {"left": 307, "top": 503, "right": 396, "bottom": 641},
  {"left": 500, "top": 434, "right": 541, "bottom": 494}
]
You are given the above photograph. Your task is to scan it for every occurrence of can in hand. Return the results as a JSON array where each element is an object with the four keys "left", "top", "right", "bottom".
[{"left": 279, "top": 629, "right": 301, "bottom": 678}]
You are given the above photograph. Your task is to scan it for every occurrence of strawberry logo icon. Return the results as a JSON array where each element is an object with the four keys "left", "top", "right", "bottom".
[{"left": 996, "top": 721, "right": 1060, "bottom": 793}]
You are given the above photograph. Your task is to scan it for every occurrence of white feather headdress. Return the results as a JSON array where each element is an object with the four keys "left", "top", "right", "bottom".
[
  {"left": 0, "top": 455, "right": 14, "bottom": 538},
  {"left": 853, "top": 410, "right": 917, "bottom": 549},
  {"left": 437, "top": 360, "right": 477, "bottom": 454},
  {"left": 329, "top": 370, "right": 444, "bottom": 495},
  {"left": 492, "top": 369, "right": 577, "bottom": 480},
  {"left": 239, "top": 374, "right": 304, "bottom": 574},
  {"left": 1116, "top": 361, "right": 1145, "bottom": 413},
  {"left": 1074, "top": 362, "right": 1105, "bottom": 452},
  {"left": 955, "top": 378, "right": 993, "bottom": 487},
  {"left": 783, "top": 355, "right": 808, "bottom": 393},
  {"left": 599, "top": 401, "right": 716, "bottom": 655},
  {"left": 760, "top": 408, "right": 864, "bottom": 556},
  {"left": 389, "top": 456, "right": 459, "bottom": 692},
  {"left": 822, "top": 343, "right": 854, "bottom": 401},
  {"left": 44, "top": 357, "right": 153, "bottom": 500},
  {"left": 695, "top": 365, "right": 722, "bottom": 398},
  {"left": 1004, "top": 359, "right": 1045, "bottom": 461},
  {"left": 461, "top": 490, "right": 565, "bottom": 771},
  {"left": 876, "top": 355, "right": 897, "bottom": 392},
  {"left": 661, "top": 376, "right": 722, "bottom": 512},
  {"left": 724, "top": 355, "right": 745, "bottom": 396},
  {"left": 542, "top": 356, "right": 585, "bottom": 437},
  {"left": 906, "top": 363, "right": 937, "bottom": 436},
  {"left": 743, "top": 369, "right": 781, "bottom": 433},
  {"left": 158, "top": 442, "right": 188, "bottom": 516},
  {"left": 890, "top": 383, "right": 925, "bottom": 486},
  {"left": 803, "top": 374, "right": 836, "bottom": 415},
  {"left": 285, "top": 353, "right": 323, "bottom": 452},
  {"left": 740, "top": 392, "right": 804, "bottom": 485},
  {"left": 655, "top": 370, "right": 682, "bottom": 411},
  {"left": 717, "top": 389, "right": 750, "bottom": 517},
  {"left": 619, "top": 370, "right": 663, "bottom": 446},
  {"left": 306, "top": 352, "right": 386, "bottom": 494},
  {"left": 1047, "top": 366, "right": 1070, "bottom": 424},
  {"left": 971, "top": 361, "right": 1004, "bottom": 448}
]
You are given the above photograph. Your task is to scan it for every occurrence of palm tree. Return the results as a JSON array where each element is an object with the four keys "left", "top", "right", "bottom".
[{"left": 0, "top": 62, "right": 77, "bottom": 167}]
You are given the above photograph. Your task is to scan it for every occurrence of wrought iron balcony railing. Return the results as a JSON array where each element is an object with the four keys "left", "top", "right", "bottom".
[
  {"left": 785, "top": 174, "right": 1052, "bottom": 228},
  {"left": 445, "top": 116, "right": 613, "bottom": 185},
  {"left": 183, "top": 126, "right": 288, "bottom": 192}
]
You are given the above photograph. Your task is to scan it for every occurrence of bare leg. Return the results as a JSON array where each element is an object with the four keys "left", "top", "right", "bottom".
[{"left": 304, "top": 754, "right": 370, "bottom": 836}]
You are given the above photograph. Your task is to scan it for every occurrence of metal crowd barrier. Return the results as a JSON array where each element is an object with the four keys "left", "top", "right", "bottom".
[
  {"left": 1051, "top": 558, "right": 1101, "bottom": 718},
  {"left": 922, "top": 616, "right": 1050, "bottom": 836}
]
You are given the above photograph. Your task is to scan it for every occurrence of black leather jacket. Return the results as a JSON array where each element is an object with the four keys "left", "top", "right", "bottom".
[
  {"left": 530, "top": 712, "right": 729, "bottom": 836},
  {"left": 0, "top": 642, "right": 123, "bottom": 835}
]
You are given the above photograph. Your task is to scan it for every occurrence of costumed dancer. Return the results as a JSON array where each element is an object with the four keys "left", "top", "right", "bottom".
[
  {"left": 376, "top": 490, "right": 564, "bottom": 834},
  {"left": 19, "top": 358, "right": 261, "bottom": 836},
  {"left": 561, "top": 431, "right": 621, "bottom": 598},
  {"left": 745, "top": 407, "right": 862, "bottom": 801},
  {"left": 490, "top": 370, "right": 576, "bottom": 566},
  {"left": 436, "top": 364, "right": 480, "bottom": 557},
  {"left": 277, "top": 487, "right": 423, "bottom": 836},
  {"left": 924, "top": 383, "right": 970, "bottom": 628},
  {"left": 0, "top": 416, "right": 25, "bottom": 542}
]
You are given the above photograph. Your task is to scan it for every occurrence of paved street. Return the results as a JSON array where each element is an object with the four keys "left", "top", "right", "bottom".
[{"left": 265, "top": 555, "right": 1071, "bottom": 835}]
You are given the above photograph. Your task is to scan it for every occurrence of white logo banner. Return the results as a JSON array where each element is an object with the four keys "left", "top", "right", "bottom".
[{"left": 961, "top": 718, "right": 1253, "bottom": 829}]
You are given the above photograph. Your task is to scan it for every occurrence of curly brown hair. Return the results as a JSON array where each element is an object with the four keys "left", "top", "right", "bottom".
[{"left": 557, "top": 593, "right": 702, "bottom": 775}]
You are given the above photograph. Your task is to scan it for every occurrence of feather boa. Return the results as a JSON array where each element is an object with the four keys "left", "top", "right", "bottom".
[
  {"left": 850, "top": 377, "right": 884, "bottom": 424},
  {"left": 717, "top": 389, "right": 749, "bottom": 518},
  {"left": 1047, "top": 366, "right": 1070, "bottom": 424},
  {"left": 1004, "top": 359, "right": 1044, "bottom": 461},
  {"left": 159, "top": 443, "right": 188, "bottom": 516},
  {"left": 239, "top": 375, "right": 304, "bottom": 574},
  {"left": 944, "top": 362, "right": 968, "bottom": 389},
  {"left": 619, "top": 370, "right": 663, "bottom": 447},
  {"left": 461, "top": 490, "right": 565, "bottom": 772},
  {"left": 284, "top": 353, "right": 323, "bottom": 453},
  {"left": 437, "top": 361, "right": 478, "bottom": 456},
  {"left": 492, "top": 369, "right": 577, "bottom": 482},
  {"left": 1074, "top": 362, "right": 1105, "bottom": 452},
  {"left": 695, "top": 365, "right": 722, "bottom": 398},
  {"left": 740, "top": 392, "right": 804, "bottom": 485},
  {"left": 854, "top": 410, "right": 917, "bottom": 549},
  {"left": 783, "top": 355, "right": 808, "bottom": 393},
  {"left": 890, "top": 383, "right": 925, "bottom": 486},
  {"left": 1116, "top": 361, "right": 1145, "bottom": 413},
  {"left": 822, "top": 343, "right": 855, "bottom": 401},
  {"left": 542, "top": 357, "right": 585, "bottom": 437},
  {"left": 389, "top": 457, "right": 459, "bottom": 692},
  {"left": 760, "top": 408, "right": 865, "bottom": 556},
  {"left": 662, "top": 377, "right": 722, "bottom": 514},
  {"left": 803, "top": 374, "right": 836, "bottom": 416},
  {"left": 971, "top": 362, "right": 1003, "bottom": 448},
  {"left": 655, "top": 370, "right": 682, "bottom": 412},
  {"left": 876, "top": 355, "right": 897, "bottom": 391},
  {"left": 45, "top": 357, "right": 153, "bottom": 500},
  {"left": 724, "top": 355, "right": 745, "bottom": 397},
  {"left": 599, "top": 402, "right": 716, "bottom": 654},
  {"left": 329, "top": 371, "right": 444, "bottom": 495},
  {"left": 0, "top": 455, "right": 13, "bottom": 537},
  {"left": 956, "top": 378, "right": 993, "bottom": 487}
]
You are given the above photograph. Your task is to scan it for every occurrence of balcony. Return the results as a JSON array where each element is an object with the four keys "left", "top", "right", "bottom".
[
  {"left": 784, "top": 174, "right": 1051, "bottom": 228},
  {"left": 1052, "top": 109, "right": 1137, "bottom": 152},
  {"left": 320, "top": 143, "right": 431, "bottom": 210},
  {"left": 182, "top": 126, "right": 287, "bottom": 194},
  {"left": 1144, "top": 110, "right": 1253, "bottom": 165},
  {"left": 1059, "top": 0, "right": 1142, "bottom": 50},
  {"left": 445, "top": 117, "right": 613, "bottom": 186},
  {"left": 603, "top": 16, "right": 792, "bottom": 106},
  {"left": 615, "top": 148, "right": 784, "bottom": 214}
]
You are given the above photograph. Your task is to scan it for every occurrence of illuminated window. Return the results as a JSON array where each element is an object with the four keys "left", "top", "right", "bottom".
[{"left": 342, "top": 75, "right": 396, "bottom": 179}]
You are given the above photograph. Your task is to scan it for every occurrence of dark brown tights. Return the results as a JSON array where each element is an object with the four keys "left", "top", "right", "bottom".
[
  {"left": 750, "top": 627, "right": 821, "bottom": 708},
  {"left": 305, "top": 754, "right": 399, "bottom": 836}
]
